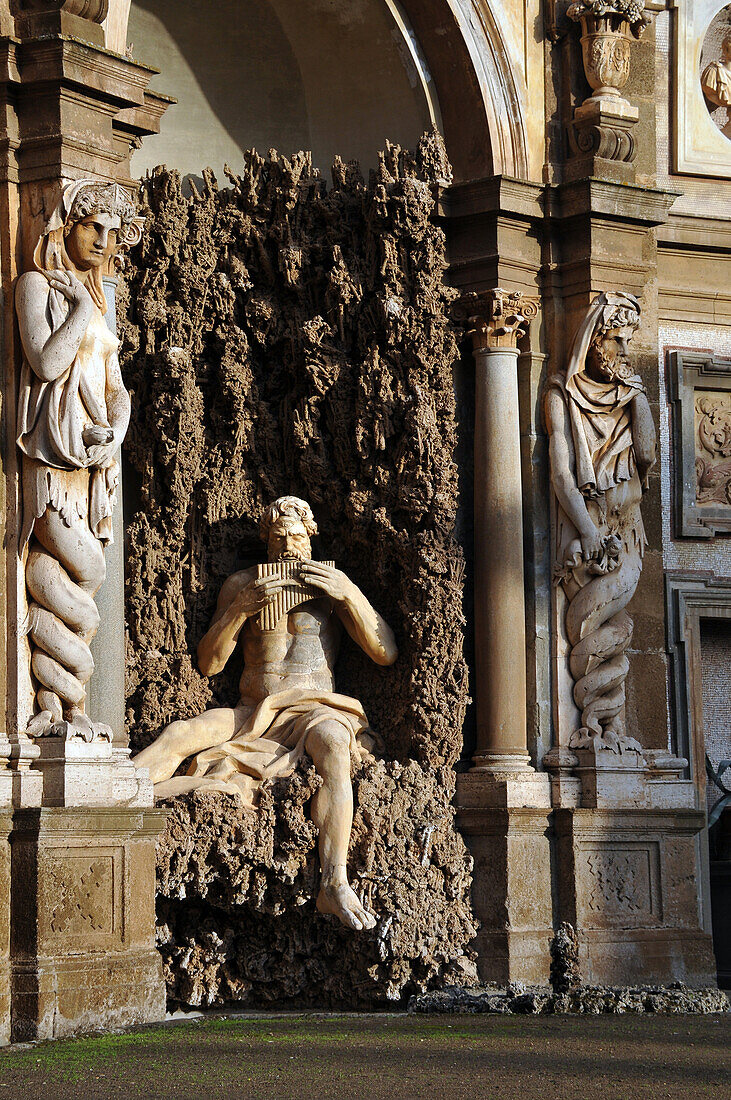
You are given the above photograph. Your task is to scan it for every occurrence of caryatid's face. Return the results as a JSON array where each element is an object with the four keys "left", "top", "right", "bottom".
[
  {"left": 267, "top": 517, "right": 313, "bottom": 563},
  {"left": 64, "top": 212, "right": 122, "bottom": 272},
  {"left": 588, "top": 322, "right": 637, "bottom": 384}
]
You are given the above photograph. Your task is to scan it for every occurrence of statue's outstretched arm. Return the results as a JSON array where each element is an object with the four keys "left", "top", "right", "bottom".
[{"left": 299, "top": 561, "right": 397, "bottom": 666}]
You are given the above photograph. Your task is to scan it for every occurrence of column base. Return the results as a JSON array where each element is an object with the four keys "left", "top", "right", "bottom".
[
  {"left": 554, "top": 807, "right": 717, "bottom": 988},
  {"left": 0, "top": 734, "right": 43, "bottom": 809},
  {"left": 457, "top": 771, "right": 552, "bottom": 985},
  {"left": 10, "top": 807, "right": 167, "bottom": 1041},
  {"left": 470, "top": 751, "right": 533, "bottom": 775}
]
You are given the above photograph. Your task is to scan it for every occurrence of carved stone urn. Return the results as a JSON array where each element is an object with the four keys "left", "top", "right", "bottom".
[{"left": 568, "top": 1, "right": 650, "bottom": 100}]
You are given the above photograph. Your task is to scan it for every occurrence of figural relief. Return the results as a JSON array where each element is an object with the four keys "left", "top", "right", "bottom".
[
  {"left": 133, "top": 496, "right": 398, "bottom": 932},
  {"left": 695, "top": 393, "right": 731, "bottom": 506},
  {"left": 16, "top": 180, "right": 142, "bottom": 741},
  {"left": 545, "top": 293, "right": 656, "bottom": 755},
  {"left": 701, "top": 18, "right": 731, "bottom": 141}
]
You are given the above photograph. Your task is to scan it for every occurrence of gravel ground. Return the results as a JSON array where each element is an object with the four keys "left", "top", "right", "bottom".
[{"left": 1, "top": 1012, "right": 729, "bottom": 1100}]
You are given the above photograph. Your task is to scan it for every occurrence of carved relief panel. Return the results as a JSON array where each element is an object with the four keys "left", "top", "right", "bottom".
[
  {"left": 669, "top": 350, "right": 731, "bottom": 537},
  {"left": 578, "top": 842, "right": 662, "bottom": 929}
]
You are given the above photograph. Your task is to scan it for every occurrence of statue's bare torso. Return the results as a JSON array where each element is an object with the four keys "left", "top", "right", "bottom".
[{"left": 223, "top": 568, "right": 341, "bottom": 704}]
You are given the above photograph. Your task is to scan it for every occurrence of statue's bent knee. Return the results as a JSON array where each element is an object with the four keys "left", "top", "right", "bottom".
[{"left": 309, "top": 720, "right": 351, "bottom": 759}]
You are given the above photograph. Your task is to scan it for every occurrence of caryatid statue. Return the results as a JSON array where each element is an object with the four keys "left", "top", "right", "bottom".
[
  {"left": 133, "top": 496, "right": 398, "bottom": 932},
  {"left": 544, "top": 292, "right": 656, "bottom": 753},
  {"left": 16, "top": 180, "right": 142, "bottom": 741}
]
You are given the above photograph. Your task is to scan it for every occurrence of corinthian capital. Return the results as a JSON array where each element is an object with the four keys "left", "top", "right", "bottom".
[{"left": 467, "top": 289, "right": 540, "bottom": 352}]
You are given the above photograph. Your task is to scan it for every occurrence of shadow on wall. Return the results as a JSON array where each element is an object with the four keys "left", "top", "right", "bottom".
[{"left": 129, "top": 0, "right": 434, "bottom": 182}]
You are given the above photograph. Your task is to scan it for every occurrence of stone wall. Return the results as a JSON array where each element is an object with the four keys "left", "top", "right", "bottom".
[{"left": 119, "top": 132, "right": 477, "bottom": 1007}]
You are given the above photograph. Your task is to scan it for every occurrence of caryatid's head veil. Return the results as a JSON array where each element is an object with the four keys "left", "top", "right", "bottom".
[
  {"left": 34, "top": 179, "right": 143, "bottom": 316},
  {"left": 564, "top": 291, "right": 641, "bottom": 392}
]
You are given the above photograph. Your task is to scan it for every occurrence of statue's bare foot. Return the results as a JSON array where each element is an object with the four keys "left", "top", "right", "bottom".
[
  {"left": 569, "top": 726, "right": 645, "bottom": 761},
  {"left": 54, "top": 709, "right": 114, "bottom": 744},
  {"left": 25, "top": 710, "right": 55, "bottom": 738},
  {"left": 316, "top": 881, "right": 376, "bottom": 932}
]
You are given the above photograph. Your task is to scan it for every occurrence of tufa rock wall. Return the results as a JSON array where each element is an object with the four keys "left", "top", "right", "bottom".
[{"left": 119, "top": 131, "right": 476, "bottom": 1007}]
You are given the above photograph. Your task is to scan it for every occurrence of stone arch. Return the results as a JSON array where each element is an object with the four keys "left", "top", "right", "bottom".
[
  {"left": 398, "top": 0, "right": 529, "bottom": 180},
  {"left": 105, "top": 0, "right": 529, "bottom": 182}
]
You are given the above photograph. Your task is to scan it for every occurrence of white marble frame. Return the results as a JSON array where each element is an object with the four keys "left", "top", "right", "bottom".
[{"left": 673, "top": 0, "right": 731, "bottom": 179}]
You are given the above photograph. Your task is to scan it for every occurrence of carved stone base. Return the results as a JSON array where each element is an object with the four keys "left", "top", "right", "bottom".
[
  {"left": 457, "top": 773, "right": 552, "bottom": 985},
  {"left": 10, "top": 807, "right": 166, "bottom": 1041},
  {"left": 554, "top": 808, "right": 717, "bottom": 988},
  {"left": 566, "top": 96, "right": 639, "bottom": 184},
  {"left": 572, "top": 742, "right": 694, "bottom": 810},
  {"left": 13, "top": 7, "right": 106, "bottom": 44},
  {"left": 0, "top": 734, "right": 43, "bottom": 809},
  {"left": 33, "top": 738, "right": 154, "bottom": 808}
]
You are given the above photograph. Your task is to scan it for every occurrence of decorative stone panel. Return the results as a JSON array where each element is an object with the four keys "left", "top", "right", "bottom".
[
  {"left": 554, "top": 808, "right": 716, "bottom": 987},
  {"left": 579, "top": 842, "right": 662, "bottom": 928},
  {"left": 668, "top": 349, "right": 731, "bottom": 537}
]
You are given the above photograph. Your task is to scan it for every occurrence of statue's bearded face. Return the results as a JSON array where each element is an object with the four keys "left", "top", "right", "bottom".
[
  {"left": 588, "top": 323, "right": 636, "bottom": 383},
  {"left": 267, "top": 518, "right": 312, "bottom": 563}
]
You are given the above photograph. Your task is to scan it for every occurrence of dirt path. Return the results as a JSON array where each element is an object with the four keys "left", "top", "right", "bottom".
[{"left": 1, "top": 1012, "right": 729, "bottom": 1100}]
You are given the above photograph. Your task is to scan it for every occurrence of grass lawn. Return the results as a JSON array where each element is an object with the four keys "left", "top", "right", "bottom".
[{"left": 1, "top": 1011, "right": 729, "bottom": 1100}]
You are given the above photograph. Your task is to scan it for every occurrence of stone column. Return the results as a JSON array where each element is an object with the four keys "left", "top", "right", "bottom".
[
  {"left": 469, "top": 289, "right": 539, "bottom": 772},
  {"left": 456, "top": 289, "right": 552, "bottom": 986},
  {"left": 0, "top": 3, "right": 169, "bottom": 1039}
]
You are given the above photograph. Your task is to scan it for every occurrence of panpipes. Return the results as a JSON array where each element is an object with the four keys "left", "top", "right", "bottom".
[{"left": 256, "top": 560, "right": 335, "bottom": 630}]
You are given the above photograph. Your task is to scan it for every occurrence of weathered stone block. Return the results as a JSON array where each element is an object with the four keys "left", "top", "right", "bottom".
[
  {"left": 457, "top": 774, "right": 553, "bottom": 986},
  {"left": 554, "top": 808, "right": 717, "bottom": 988},
  {"left": 0, "top": 814, "right": 11, "bottom": 1046},
  {"left": 10, "top": 807, "right": 166, "bottom": 1041}
]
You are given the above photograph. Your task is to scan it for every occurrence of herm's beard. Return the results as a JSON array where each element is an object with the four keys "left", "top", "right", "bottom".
[{"left": 588, "top": 341, "right": 634, "bottom": 383}]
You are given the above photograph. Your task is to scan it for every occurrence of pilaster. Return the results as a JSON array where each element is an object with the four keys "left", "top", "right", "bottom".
[{"left": 0, "top": 6, "right": 169, "bottom": 1040}]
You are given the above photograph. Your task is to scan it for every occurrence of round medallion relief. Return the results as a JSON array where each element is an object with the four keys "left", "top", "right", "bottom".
[{"left": 700, "top": 7, "right": 731, "bottom": 141}]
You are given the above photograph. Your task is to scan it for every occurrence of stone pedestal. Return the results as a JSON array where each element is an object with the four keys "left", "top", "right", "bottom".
[
  {"left": 457, "top": 771, "right": 552, "bottom": 985},
  {"left": 0, "top": 813, "right": 11, "bottom": 1046},
  {"left": 10, "top": 807, "right": 166, "bottom": 1042},
  {"left": 554, "top": 806, "right": 717, "bottom": 988},
  {"left": 567, "top": 96, "right": 639, "bottom": 184}
]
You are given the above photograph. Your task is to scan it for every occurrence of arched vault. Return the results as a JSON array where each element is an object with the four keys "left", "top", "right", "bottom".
[{"left": 104, "top": 0, "right": 530, "bottom": 183}]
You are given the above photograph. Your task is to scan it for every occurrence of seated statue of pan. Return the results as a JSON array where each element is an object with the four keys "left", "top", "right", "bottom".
[{"left": 133, "top": 495, "right": 398, "bottom": 932}]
